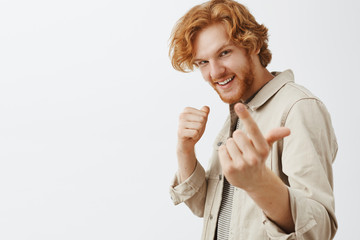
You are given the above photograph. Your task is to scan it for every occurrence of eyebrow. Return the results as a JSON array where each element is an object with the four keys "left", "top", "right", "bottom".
[{"left": 193, "top": 42, "right": 234, "bottom": 63}]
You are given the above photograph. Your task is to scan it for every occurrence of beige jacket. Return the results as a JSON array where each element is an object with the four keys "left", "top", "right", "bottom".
[{"left": 170, "top": 70, "right": 338, "bottom": 240}]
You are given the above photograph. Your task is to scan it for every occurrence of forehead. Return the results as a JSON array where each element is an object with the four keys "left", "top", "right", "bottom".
[{"left": 193, "top": 23, "right": 231, "bottom": 59}]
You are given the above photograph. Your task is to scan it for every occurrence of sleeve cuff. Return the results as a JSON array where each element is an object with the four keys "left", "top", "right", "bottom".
[
  {"left": 262, "top": 187, "right": 317, "bottom": 239},
  {"left": 262, "top": 214, "right": 295, "bottom": 240},
  {"left": 169, "top": 161, "right": 206, "bottom": 205}
]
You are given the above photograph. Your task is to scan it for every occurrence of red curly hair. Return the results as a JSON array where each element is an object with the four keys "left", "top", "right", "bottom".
[{"left": 169, "top": 0, "right": 271, "bottom": 72}]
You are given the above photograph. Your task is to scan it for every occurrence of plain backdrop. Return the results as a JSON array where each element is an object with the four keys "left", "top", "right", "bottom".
[{"left": 0, "top": 0, "right": 359, "bottom": 239}]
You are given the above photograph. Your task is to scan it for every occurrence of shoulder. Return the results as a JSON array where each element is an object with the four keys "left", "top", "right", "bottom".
[{"left": 277, "top": 81, "right": 320, "bottom": 103}]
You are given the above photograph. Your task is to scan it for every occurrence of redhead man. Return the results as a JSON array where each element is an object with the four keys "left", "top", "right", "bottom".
[{"left": 169, "top": 0, "right": 337, "bottom": 239}]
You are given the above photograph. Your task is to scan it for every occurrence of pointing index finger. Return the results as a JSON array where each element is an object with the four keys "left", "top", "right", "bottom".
[{"left": 234, "top": 103, "right": 267, "bottom": 150}]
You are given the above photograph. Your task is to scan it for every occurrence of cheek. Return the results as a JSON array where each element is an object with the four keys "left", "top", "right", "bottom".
[
  {"left": 228, "top": 63, "right": 242, "bottom": 74},
  {"left": 226, "top": 56, "right": 248, "bottom": 71},
  {"left": 200, "top": 68, "right": 210, "bottom": 83}
]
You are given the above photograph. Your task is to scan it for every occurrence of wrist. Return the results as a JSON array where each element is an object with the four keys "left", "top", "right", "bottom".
[
  {"left": 245, "top": 167, "right": 275, "bottom": 195},
  {"left": 245, "top": 168, "right": 293, "bottom": 232},
  {"left": 177, "top": 141, "right": 195, "bottom": 156},
  {"left": 176, "top": 142, "right": 197, "bottom": 183}
]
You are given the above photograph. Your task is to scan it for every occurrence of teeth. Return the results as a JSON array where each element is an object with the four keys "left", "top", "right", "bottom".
[{"left": 218, "top": 76, "right": 234, "bottom": 86}]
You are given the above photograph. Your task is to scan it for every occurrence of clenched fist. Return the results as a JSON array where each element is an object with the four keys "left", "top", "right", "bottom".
[
  {"left": 176, "top": 106, "right": 210, "bottom": 182},
  {"left": 177, "top": 106, "right": 210, "bottom": 153}
]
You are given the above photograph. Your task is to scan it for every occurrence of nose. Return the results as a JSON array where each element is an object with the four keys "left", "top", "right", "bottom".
[{"left": 209, "top": 60, "right": 226, "bottom": 81}]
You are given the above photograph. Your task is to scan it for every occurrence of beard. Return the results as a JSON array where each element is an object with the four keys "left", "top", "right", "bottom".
[{"left": 211, "top": 62, "right": 255, "bottom": 104}]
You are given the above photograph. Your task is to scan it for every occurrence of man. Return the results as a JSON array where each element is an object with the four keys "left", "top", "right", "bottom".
[{"left": 169, "top": 0, "right": 337, "bottom": 239}]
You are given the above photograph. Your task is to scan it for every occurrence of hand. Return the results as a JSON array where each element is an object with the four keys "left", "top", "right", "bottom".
[
  {"left": 177, "top": 106, "right": 210, "bottom": 153},
  {"left": 218, "top": 103, "right": 290, "bottom": 191}
]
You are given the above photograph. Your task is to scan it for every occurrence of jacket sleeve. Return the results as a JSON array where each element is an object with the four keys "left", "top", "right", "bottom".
[
  {"left": 169, "top": 161, "right": 207, "bottom": 217},
  {"left": 263, "top": 98, "right": 338, "bottom": 240},
  {"left": 169, "top": 116, "right": 230, "bottom": 218}
]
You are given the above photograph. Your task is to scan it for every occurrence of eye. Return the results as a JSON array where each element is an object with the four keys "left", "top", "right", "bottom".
[
  {"left": 220, "top": 50, "right": 231, "bottom": 57},
  {"left": 196, "top": 60, "right": 208, "bottom": 67}
]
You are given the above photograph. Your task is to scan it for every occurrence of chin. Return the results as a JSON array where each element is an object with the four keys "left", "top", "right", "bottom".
[
  {"left": 213, "top": 84, "right": 244, "bottom": 104},
  {"left": 219, "top": 94, "right": 242, "bottom": 104}
]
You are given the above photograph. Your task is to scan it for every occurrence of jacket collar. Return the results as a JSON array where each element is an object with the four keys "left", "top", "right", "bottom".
[
  {"left": 246, "top": 69, "right": 294, "bottom": 111},
  {"left": 228, "top": 69, "right": 294, "bottom": 133}
]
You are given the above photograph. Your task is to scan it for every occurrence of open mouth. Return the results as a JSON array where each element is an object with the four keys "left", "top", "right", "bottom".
[{"left": 217, "top": 76, "right": 235, "bottom": 86}]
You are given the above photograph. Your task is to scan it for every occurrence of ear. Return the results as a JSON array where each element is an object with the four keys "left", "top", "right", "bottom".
[
  {"left": 249, "top": 50, "right": 263, "bottom": 69},
  {"left": 249, "top": 47, "right": 260, "bottom": 57},
  {"left": 249, "top": 48, "right": 260, "bottom": 60}
]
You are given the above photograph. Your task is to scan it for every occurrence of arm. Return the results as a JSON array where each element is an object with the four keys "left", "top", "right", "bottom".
[
  {"left": 176, "top": 106, "right": 210, "bottom": 182},
  {"left": 169, "top": 106, "right": 210, "bottom": 217},
  {"left": 219, "top": 101, "right": 337, "bottom": 239},
  {"left": 279, "top": 99, "right": 337, "bottom": 239}
]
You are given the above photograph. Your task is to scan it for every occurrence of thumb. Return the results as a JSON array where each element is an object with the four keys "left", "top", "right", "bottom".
[
  {"left": 200, "top": 106, "right": 210, "bottom": 115},
  {"left": 265, "top": 127, "right": 291, "bottom": 146}
]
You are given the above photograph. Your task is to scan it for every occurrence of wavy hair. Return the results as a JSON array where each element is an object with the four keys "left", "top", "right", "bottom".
[{"left": 169, "top": 0, "right": 271, "bottom": 72}]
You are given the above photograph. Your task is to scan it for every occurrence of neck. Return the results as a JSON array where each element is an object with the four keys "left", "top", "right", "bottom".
[
  {"left": 241, "top": 51, "right": 274, "bottom": 102},
  {"left": 254, "top": 68, "right": 274, "bottom": 90},
  {"left": 241, "top": 67, "right": 273, "bottom": 102}
]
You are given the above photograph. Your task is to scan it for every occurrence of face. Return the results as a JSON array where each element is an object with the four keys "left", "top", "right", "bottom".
[{"left": 193, "top": 23, "right": 255, "bottom": 104}]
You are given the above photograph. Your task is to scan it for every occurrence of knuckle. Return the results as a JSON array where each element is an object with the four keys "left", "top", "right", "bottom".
[
  {"left": 178, "top": 130, "right": 186, "bottom": 139},
  {"left": 226, "top": 138, "right": 235, "bottom": 145},
  {"left": 177, "top": 128, "right": 185, "bottom": 135},
  {"left": 183, "top": 107, "right": 192, "bottom": 112},
  {"left": 219, "top": 145, "right": 226, "bottom": 152},
  {"left": 258, "top": 145, "right": 270, "bottom": 158},
  {"left": 233, "top": 160, "right": 244, "bottom": 171},
  {"left": 193, "top": 122, "right": 200, "bottom": 129},
  {"left": 199, "top": 115, "right": 207, "bottom": 123},
  {"left": 233, "top": 129, "right": 242, "bottom": 138},
  {"left": 179, "top": 112, "right": 186, "bottom": 120},
  {"left": 246, "top": 153, "right": 260, "bottom": 166},
  {"left": 224, "top": 164, "right": 235, "bottom": 176}
]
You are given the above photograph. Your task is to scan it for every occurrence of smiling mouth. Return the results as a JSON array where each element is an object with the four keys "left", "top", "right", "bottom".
[{"left": 217, "top": 76, "right": 235, "bottom": 86}]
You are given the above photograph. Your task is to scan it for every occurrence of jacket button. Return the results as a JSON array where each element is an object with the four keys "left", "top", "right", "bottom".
[
  {"left": 217, "top": 142, "right": 223, "bottom": 146},
  {"left": 209, "top": 214, "right": 213, "bottom": 220}
]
